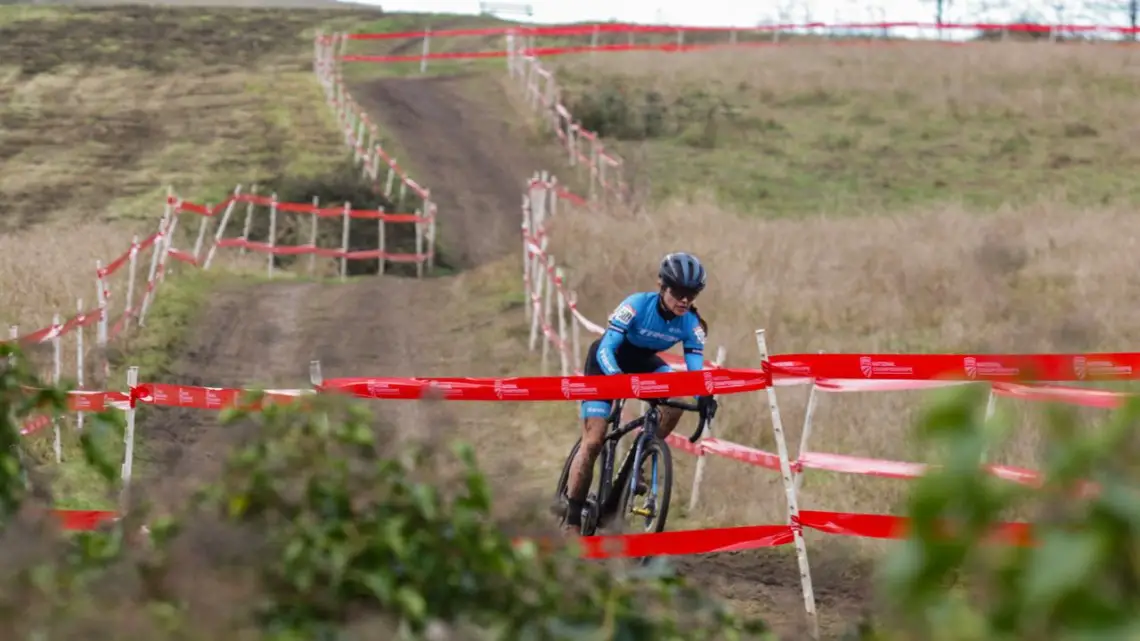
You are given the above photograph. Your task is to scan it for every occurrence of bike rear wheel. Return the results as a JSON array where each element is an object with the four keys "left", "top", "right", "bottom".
[
  {"left": 553, "top": 437, "right": 602, "bottom": 535},
  {"left": 617, "top": 435, "right": 673, "bottom": 536},
  {"left": 553, "top": 437, "right": 579, "bottom": 521}
]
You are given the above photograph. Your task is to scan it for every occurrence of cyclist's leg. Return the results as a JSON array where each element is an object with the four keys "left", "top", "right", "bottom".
[
  {"left": 564, "top": 400, "right": 610, "bottom": 530},
  {"left": 651, "top": 360, "right": 686, "bottom": 438},
  {"left": 561, "top": 337, "right": 610, "bottom": 532}
]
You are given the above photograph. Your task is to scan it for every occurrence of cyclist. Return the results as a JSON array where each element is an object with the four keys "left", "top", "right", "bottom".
[{"left": 558, "top": 251, "right": 716, "bottom": 535}]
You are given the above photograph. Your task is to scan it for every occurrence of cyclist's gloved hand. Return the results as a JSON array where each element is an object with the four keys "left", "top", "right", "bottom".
[{"left": 697, "top": 395, "right": 718, "bottom": 419}]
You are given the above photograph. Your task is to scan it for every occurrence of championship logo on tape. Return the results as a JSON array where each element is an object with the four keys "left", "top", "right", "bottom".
[
  {"left": 964, "top": 356, "right": 977, "bottom": 380},
  {"left": 561, "top": 377, "right": 571, "bottom": 399},
  {"left": 703, "top": 370, "right": 715, "bottom": 394},
  {"left": 494, "top": 379, "right": 504, "bottom": 400},
  {"left": 1074, "top": 356, "right": 1087, "bottom": 380},
  {"left": 859, "top": 356, "right": 873, "bottom": 378},
  {"left": 630, "top": 375, "right": 641, "bottom": 397}
]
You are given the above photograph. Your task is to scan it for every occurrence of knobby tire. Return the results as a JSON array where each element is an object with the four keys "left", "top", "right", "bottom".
[{"left": 618, "top": 435, "right": 673, "bottom": 535}]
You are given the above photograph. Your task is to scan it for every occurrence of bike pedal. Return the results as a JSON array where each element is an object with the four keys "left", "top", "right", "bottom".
[{"left": 631, "top": 506, "right": 653, "bottom": 517}]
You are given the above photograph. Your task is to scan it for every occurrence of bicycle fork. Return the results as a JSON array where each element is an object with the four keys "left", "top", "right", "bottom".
[
  {"left": 601, "top": 420, "right": 656, "bottom": 521},
  {"left": 626, "top": 432, "right": 657, "bottom": 519}
]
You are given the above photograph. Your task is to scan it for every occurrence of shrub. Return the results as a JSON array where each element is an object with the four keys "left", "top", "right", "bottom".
[{"left": 860, "top": 384, "right": 1140, "bottom": 640}]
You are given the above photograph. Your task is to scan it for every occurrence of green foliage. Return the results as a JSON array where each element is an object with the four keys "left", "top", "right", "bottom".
[
  {"left": 564, "top": 77, "right": 743, "bottom": 148},
  {"left": 0, "top": 343, "right": 124, "bottom": 516},
  {"left": 868, "top": 384, "right": 1140, "bottom": 640},
  {"left": 199, "top": 393, "right": 774, "bottom": 640}
]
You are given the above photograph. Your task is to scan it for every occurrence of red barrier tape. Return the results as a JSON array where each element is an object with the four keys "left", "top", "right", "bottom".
[
  {"left": 770, "top": 353, "right": 1140, "bottom": 382},
  {"left": 50, "top": 504, "right": 1035, "bottom": 548},
  {"left": 340, "top": 20, "right": 1140, "bottom": 42},
  {"left": 168, "top": 194, "right": 430, "bottom": 224},
  {"left": 33, "top": 361, "right": 1140, "bottom": 533},
  {"left": 214, "top": 238, "right": 430, "bottom": 264},
  {"left": 319, "top": 369, "right": 768, "bottom": 401},
  {"left": 563, "top": 509, "right": 1036, "bottom": 558},
  {"left": 341, "top": 38, "right": 935, "bottom": 63},
  {"left": 54, "top": 510, "right": 119, "bottom": 531}
]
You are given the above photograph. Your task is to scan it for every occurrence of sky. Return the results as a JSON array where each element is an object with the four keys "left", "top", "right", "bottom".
[{"left": 359, "top": 0, "right": 1132, "bottom": 32}]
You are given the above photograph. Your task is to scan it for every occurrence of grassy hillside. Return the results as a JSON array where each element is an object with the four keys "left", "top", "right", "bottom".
[
  {"left": 548, "top": 42, "right": 1140, "bottom": 215},
  {"left": 0, "top": 4, "right": 388, "bottom": 507}
]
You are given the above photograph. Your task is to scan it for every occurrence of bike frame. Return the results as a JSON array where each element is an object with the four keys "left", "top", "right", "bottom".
[
  {"left": 596, "top": 398, "right": 660, "bottom": 520},
  {"left": 596, "top": 396, "right": 706, "bottom": 523}
]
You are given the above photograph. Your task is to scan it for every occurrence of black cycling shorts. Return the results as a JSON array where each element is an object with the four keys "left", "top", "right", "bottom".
[{"left": 580, "top": 338, "right": 672, "bottom": 419}]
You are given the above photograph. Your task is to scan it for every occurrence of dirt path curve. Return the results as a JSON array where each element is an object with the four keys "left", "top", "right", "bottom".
[{"left": 353, "top": 73, "right": 559, "bottom": 269}]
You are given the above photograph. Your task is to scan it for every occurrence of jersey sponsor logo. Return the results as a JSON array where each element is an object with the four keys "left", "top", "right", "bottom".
[
  {"left": 693, "top": 325, "right": 706, "bottom": 345},
  {"left": 610, "top": 303, "right": 635, "bottom": 326}
]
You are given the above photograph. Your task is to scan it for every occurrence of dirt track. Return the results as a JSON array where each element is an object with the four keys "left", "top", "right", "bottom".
[
  {"left": 146, "top": 73, "right": 868, "bottom": 639},
  {"left": 143, "top": 72, "right": 546, "bottom": 505}
]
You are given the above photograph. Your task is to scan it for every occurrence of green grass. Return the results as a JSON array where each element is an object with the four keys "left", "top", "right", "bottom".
[
  {"left": 41, "top": 270, "right": 218, "bottom": 510},
  {"left": 547, "top": 42, "right": 1140, "bottom": 216},
  {"left": 0, "top": 5, "right": 383, "bottom": 228}
]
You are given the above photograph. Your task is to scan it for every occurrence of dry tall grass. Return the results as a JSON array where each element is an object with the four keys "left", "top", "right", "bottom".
[
  {"left": 550, "top": 42, "right": 1140, "bottom": 213},
  {"left": 549, "top": 198, "right": 1140, "bottom": 543}
]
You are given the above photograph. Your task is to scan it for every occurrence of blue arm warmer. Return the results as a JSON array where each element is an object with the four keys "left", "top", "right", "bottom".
[{"left": 596, "top": 329, "right": 625, "bottom": 375}]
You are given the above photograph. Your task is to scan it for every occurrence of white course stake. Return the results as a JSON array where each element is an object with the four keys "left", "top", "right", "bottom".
[
  {"left": 138, "top": 210, "right": 167, "bottom": 327},
  {"left": 192, "top": 208, "right": 210, "bottom": 262},
  {"left": 204, "top": 187, "right": 241, "bottom": 271},
  {"left": 378, "top": 206, "right": 386, "bottom": 276},
  {"left": 540, "top": 257, "right": 555, "bottom": 374},
  {"left": 310, "top": 360, "right": 323, "bottom": 387},
  {"left": 95, "top": 260, "right": 108, "bottom": 356},
  {"left": 125, "top": 236, "right": 139, "bottom": 329},
  {"left": 309, "top": 196, "right": 320, "bottom": 276},
  {"left": 267, "top": 193, "right": 278, "bottom": 279},
  {"left": 51, "top": 313, "right": 61, "bottom": 463},
  {"left": 755, "top": 329, "right": 819, "bottom": 640},
  {"left": 794, "top": 350, "right": 825, "bottom": 496},
  {"left": 688, "top": 345, "right": 728, "bottom": 513},
  {"left": 76, "top": 299, "right": 85, "bottom": 434},
  {"left": 414, "top": 209, "right": 424, "bottom": 279},
  {"left": 554, "top": 267, "right": 570, "bottom": 376},
  {"left": 240, "top": 185, "right": 258, "bottom": 255},
  {"left": 340, "top": 201, "right": 351, "bottom": 281},
  {"left": 120, "top": 366, "right": 139, "bottom": 509}
]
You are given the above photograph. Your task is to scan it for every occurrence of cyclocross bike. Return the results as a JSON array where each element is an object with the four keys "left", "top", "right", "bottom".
[{"left": 554, "top": 395, "right": 716, "bottom": 538}]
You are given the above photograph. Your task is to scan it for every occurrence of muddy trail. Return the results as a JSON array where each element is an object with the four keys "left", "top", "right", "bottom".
[
  {"left": 352, "top": 73, "right": 565, "bottom": 269},
  {"left": 140, "top": 71, "right": 868, "bottom": 638}
]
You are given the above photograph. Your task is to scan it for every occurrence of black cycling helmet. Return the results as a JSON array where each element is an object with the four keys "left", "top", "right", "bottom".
[{"left": 658, "top": 252, "right": 706, "bottom": 293}]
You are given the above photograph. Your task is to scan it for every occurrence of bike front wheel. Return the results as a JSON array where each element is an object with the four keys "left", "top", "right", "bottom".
[{"left": 616, "top": 435, "right": 673, "bottom": 536}]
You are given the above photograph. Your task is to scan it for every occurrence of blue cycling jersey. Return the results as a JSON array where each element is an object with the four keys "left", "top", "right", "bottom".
[{"left": 597, "top": 291, "right": 705, "bottom": 374}]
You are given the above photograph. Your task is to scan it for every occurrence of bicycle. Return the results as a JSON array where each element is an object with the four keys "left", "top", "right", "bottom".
[{"left": 553, "top": 395, "right": 716, "bottom": 539}]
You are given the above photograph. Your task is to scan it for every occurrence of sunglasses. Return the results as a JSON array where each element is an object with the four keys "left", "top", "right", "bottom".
[{"left": 667, "top": 286, "right": 700, "bottom": 302}]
